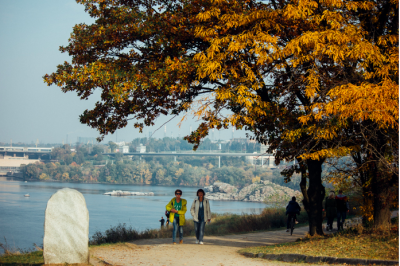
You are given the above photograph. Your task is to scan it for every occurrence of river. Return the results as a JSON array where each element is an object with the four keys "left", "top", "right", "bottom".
[{"left": 0, "top": 177, "right": 268, "bottom": 253}]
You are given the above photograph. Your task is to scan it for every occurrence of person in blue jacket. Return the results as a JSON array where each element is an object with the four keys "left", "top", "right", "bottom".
[{"left": 286, "top": 196, "right": 301, "bottom": 232}]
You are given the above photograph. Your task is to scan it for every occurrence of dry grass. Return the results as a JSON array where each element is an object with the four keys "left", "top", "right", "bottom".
[{"left": 239, "top": 224, "right": 399, "bottom": 261}]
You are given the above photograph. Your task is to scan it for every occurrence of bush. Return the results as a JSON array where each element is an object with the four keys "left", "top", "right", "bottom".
[{"left": 90, "top": 223, "right": 158, "bottom": 245}]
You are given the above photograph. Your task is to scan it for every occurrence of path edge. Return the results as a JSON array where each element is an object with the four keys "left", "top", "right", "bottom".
[{"left": 241, "top": 252, "right": 399, "bottom": 265}]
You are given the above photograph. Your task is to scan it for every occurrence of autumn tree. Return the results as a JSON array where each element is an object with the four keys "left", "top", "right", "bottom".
[
  {"left": 277, "top": 0, "right": 399, "bottom": 227},
  {"left": 23, "top": 163, "right": 41, "bottom": 180},
  {"left": 44, "top": 0, "right": 398, "bottom": 233},
  {"left": 192, "top": 0, "right": 398, "bottom": 230}
]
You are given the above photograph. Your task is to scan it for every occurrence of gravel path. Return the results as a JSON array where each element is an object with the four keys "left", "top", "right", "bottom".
[
  {"left": 89, "top": 225, "right": 347, "bottom": 266},
  {"left": 89, "top": 213, "right": 399, "bottom": 266}
]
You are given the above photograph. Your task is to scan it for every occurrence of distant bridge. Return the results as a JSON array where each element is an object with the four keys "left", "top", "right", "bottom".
[
  {"left": 0, "top": 147, "right": 54, "bottom": 175},
  {"left": 0, "top": 146, "right": 52, "bottom": 153},
  {"left": 0, "top": 146, "right": 53, "bottom": 160},
  {"left": 104, "top": 152, "right": 271, "bottom": 157}
]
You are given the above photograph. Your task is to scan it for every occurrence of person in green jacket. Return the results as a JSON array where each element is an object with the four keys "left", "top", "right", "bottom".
[
  {"left": 166, "top": 189, "right": 187, "bottom": 244},
  {"left": 325, "top": 191, "right": 337, "bottom": 231}
]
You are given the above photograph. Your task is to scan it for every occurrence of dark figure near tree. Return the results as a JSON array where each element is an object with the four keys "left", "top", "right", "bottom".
[
  {"left": 286, "top": 196, "right": 301, "bottom": 232},
  {"left": 325, "top": 191, "right": 337, "bottom": 231},
  {"left": 335, "top": 190, "right": 349, "bottom": 230}
]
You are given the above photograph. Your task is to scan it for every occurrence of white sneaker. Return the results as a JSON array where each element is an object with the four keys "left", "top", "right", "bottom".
[
  {"left": 199, "top": 241, "right": 204, "bottom": 245},
  {"left": 196, "top": 240, "right": 199, "bottom": 244}
]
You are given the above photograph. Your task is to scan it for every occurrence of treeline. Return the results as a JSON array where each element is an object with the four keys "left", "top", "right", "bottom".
[
  {"left": 21, "top": 158, "right": 297, "bottom": 187},
  {"left": 49, "top": 144, "right": 106, "bottom": 165},
  {"left": 20, "top": 144, "right": 298, "bottom": 188}
]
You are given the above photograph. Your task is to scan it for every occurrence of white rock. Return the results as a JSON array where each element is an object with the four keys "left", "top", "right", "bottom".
[
  {"left": 43, "top": 188, "right": 89, "bottom": 264},
  {"left": 204, "top": 185, "right": 214, "bottom": 193},
  {"left": 213, "top": 182, "right": 238, "bottom": 193},
  {"left": 103, "top": 190, "right": 154, "bottom": 196},
  {"left": 204, "top": 181, "right": 301, "bottom": 203}
]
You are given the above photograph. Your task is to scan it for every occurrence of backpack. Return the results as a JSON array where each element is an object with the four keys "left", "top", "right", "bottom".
[{"left": 165, "top": 199, "right": 174, "bottom": 217}]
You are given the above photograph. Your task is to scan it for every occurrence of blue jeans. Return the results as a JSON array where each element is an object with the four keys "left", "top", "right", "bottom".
[
  {"left": 337, "top": 211, "right": 347, "bottom": 229},
  {"left": 172, "top": 217, "right": 183, "bottom": 243},
  {"left": 194, "top": 221, "right": 205, "bottom": 242}
]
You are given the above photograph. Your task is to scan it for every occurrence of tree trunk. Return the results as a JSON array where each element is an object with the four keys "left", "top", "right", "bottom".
[
  {"left": 371, "top": 170, "right": 393, "bottom": 229},
  {"left": 355, "top": 150, "right": 395, "bottom": 228},
  {"left": 299, "top": 158, "right": 325, "bottom": 236},
  {"left": 299, "top": 161, "right": 309, "bottom": 217},
  {"left": 373, "top": 195, "right": 391, "bottom": 228},
  {"left": 369, "top": 130, "right": 397, "bottom": 228},
  {"left": 307, "top": 159, "right": 325, "bottom": 235},
  {"left": 361, "top": 186, "right": 374, "bottom": 226}
]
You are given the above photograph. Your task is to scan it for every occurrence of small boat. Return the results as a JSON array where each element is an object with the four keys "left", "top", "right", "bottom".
[
  {"left": 24, "top": 194, "right": 30, "bottom": 197},
  {"left": 25, "top": 181, "right": 27, "bottom": 183}
]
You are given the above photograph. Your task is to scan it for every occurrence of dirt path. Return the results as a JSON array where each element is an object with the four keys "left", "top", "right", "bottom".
[
  {"left": 89, "top": 226, "right": 342, "bottom": 266},
  {"left": 89, "top": 212, "right": 399, "bottom": 266}
]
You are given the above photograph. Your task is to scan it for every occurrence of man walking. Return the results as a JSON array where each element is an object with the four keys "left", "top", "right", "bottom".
[
  {"left": 336, "top": 190, "right": 349, "bottom": 230},
  {"left": 286, "top": 196, "right": 301, "bottom": 232},
  {"left": 325, "top": 191, "right": 337, "bottom": 231}
]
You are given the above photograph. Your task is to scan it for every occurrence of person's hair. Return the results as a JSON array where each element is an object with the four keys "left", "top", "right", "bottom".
[
  {"left": 175, "top": 189, "right": 182, "bottom": 195},
  {"left": 339, "top": 189, "right": 343, "bottom": 194},
  {"left": 197, "top": 189, "right": 206, "bottom": 196},
  {"left": 329, "top": 191, "right": 335, "bottom": 199},
  {"left": 292, "top": 196, "right": 296, "bottom": 201}
]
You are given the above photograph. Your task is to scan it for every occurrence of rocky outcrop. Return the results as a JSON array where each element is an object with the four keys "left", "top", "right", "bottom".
[
  {"left": 204, "top": 182, "right": 238, "bottom": 194},
  {"left": 204, "top": 180, "right": 301, "bottom": 202}
]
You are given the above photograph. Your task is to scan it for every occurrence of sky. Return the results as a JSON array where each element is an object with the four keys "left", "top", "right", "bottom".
[{"left": 0, "top": 0, "right": 248, "bottom": 145}]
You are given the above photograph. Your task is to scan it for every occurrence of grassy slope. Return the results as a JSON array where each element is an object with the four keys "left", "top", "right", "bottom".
[
  {"left": 0, "top": 251, "right": 43, "bottom": 266},
  {"left": 239, "top": 225, "right": 399, "bottom": 261}
]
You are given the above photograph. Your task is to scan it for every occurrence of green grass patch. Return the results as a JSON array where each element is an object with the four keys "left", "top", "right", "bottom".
[
  {"left": 239, "top": 225, "right": 399, "bottom": 261},
  {"left": 0, "top": 251, "right": 43, "bottom": 266}
]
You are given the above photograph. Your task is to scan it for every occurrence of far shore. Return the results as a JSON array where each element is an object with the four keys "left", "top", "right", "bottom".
[{"left": 0, "top": 176, "right": 202, "bottom": 188}]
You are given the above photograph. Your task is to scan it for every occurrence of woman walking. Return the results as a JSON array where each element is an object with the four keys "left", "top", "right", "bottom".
[
  {"left": 190, "top": 189, "right": 211, "bottom": 244},
  {"left": 166, "top": 189, "right": 187, "bottom": 244},
  {"left": 325, "top": 191, "right": 337, "bottom": 231}
]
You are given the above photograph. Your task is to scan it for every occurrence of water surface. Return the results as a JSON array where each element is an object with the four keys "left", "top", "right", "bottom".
[{"left": 0, "top": 177, "right": 268, "bottom": 252}]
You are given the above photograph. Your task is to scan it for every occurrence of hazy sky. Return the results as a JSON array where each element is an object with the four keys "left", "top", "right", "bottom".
[{"left": 0, "top": 0, "right": 247, "bottom": 145}]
